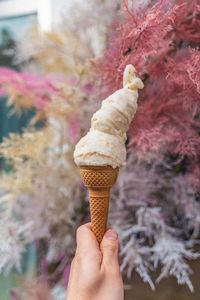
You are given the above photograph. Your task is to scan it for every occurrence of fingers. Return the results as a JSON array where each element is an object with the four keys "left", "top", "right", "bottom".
[
  {"left": 75, "top": 223, "right": 102, "bottom": 265},
  {"left": 76, "top": 223, "right": 110, "bottom": 252},
  {"left": 100, "top": 229, "right": 120, "bottom": 273},
  {"left": 75, "top": 224, "right": 120, "bottom": 274},
  {"left": 76, "top": 222, "right": 99, "bottom": 251}
]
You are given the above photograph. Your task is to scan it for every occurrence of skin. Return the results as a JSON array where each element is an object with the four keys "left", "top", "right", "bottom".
[{"left": 66, "top": 223, "right": 124, "bottom": 300}]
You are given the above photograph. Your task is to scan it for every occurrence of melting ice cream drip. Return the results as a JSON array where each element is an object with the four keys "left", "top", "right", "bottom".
[{"left": 74, "top": 64, "right": 144, "bottom": 168}]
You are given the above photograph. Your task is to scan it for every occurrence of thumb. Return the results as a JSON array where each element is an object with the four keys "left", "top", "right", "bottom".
[{"left": 100, "top": 229, "right": 119, "bottom": 270}]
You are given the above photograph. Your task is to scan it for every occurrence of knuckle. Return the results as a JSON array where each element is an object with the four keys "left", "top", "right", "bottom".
[
  {"left": 71, "top": 257, "right": 75, "bottom": 266},
  {"left": 101, "top": 242, "right": 118, "bottom": 253},
  {"left": 76, "top": 225, "right": 84, "bottom": 236},
  {"left": 106, "top": 264, "right": 121, "bottom": 277},
  {"left": 101, "top": 260, "right": 121, "bottom": 278},
  {"left": 74, "top": 250, "right": 84, "bottom": 264},
  {"left": 113, "top": 266, "right": 121, "bottom": 277},
  {"left": 75, "top": 249, "right": 101, "bottom": 264}
]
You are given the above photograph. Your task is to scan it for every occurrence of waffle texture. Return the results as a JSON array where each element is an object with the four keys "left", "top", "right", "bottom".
[{"left": 80, "top": 166, "right": 118, "bottom": 243}]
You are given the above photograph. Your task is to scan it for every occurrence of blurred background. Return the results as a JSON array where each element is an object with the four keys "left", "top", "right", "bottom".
[{"left": 0, "top": 0, "right": 200, "bottom": 299}]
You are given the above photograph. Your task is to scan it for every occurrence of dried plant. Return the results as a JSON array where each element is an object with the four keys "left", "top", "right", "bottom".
[
  {"left": 110, "top": 152, "right": 200, "bottom": 291},
  {"left": 96, "top": 0, "right": 200, "bottom": 188}
]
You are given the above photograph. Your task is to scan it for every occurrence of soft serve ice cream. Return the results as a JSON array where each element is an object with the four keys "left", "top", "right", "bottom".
[{"left": 73, "top": 64, "right": 144, "bottom": 168}]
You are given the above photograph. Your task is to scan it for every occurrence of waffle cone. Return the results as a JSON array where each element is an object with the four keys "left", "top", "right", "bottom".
[{"left": 80, "top": 165, "right": 118, "bottom": 243}]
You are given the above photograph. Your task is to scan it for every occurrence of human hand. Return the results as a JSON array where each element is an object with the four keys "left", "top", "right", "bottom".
[{"left": 66, "top": 223, "right": 124, "bottom": 300}]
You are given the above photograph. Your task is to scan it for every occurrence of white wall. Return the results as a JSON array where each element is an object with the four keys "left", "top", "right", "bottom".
[
  {"left": 0, "top": 0, "right": 38, "bottom": 18},
  {"left": 38, "top": 0, "right": 52, "bottom": 31},
  {"left": 0, "top": 0, "right": 77, "bottom": 31}
]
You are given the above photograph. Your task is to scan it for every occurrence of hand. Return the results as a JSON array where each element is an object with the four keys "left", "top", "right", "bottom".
[{"left": 66, "top": 223, "right": 124, "bottom": 300}]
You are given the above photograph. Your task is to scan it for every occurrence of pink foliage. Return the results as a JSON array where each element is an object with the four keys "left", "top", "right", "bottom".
[
  {"left": 96, "top": 0, "right": 200, "bottom": 188},
  {"left": 0, "top": 67, "right": 63, "bottom": 109},
  {"left": 69, "top": 118, "right": 79, "bottom": 143}
]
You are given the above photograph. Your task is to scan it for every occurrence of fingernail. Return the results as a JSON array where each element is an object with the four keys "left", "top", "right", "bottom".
[{"left": 105, "top": 229, "right": 118, "bottom": 240}]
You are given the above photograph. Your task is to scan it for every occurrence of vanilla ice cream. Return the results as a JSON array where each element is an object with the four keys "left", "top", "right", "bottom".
[{"left": 73, "top": 64, "right": 144, "bottom": 168}]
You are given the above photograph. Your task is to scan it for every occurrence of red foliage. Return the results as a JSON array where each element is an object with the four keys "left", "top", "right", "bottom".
[
  {"left": 96, "top": 0, "right": 200, "bottom": 188},
  {"left": 0, "top": 67, "right": 63, "bottom": 109}
]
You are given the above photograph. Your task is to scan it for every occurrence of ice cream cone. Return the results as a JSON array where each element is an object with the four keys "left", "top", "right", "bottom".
[
  {"left": 80, "top": 165, "right": 118, "bottom": 243},
  {"left": 74, "top": 65, "right": 144, "bottom": 242}
]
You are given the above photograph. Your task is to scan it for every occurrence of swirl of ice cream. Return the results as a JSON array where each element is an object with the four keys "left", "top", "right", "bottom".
[{"left": 73, "top": 64, "right": 144, "bottom": 168}]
